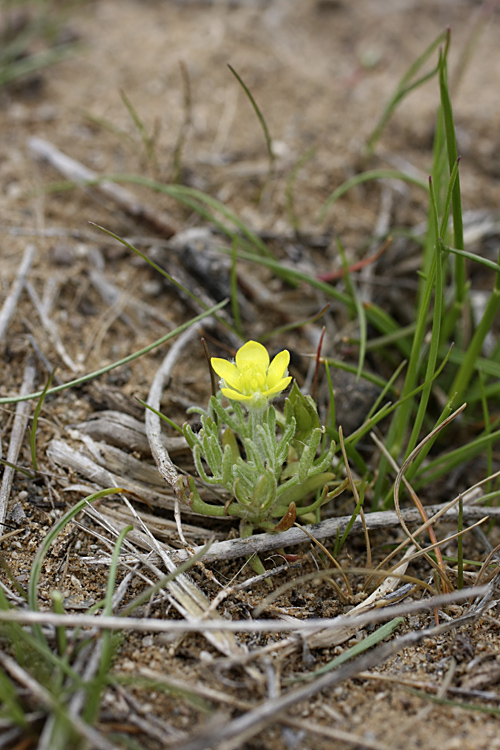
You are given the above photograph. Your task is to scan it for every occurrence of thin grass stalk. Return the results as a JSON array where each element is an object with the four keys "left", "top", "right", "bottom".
[
  {"left": 414, "top": 427, "right": 500, "bottom": 488},
  {"left": 0, "top": 585, "right": 85, "bottom": 691},
  {"left": 227, "top": 64, "right": 275, "bottom": 178},
  {"left": 28, "top": 488, "right": 124, "bottom": 640},
  {"left": 230, "top": 236, "right": 243, "bottom": 338},
  {"left": 92, "top": 223, "right": 238, "bottom": 336},
  {"left": 125, "top": 177, "right": 274, "bottom": 257},
  {"left": 478, "top": 372, "right": 493, "bottom": 495},
  {"left": 288, "top": 617, "right": 404, "bottom": 683},
  {"left": 372, "top": 251, "right": 437, "bottom": 504},
  {"left": 285, "top": 147, "right": 315, "bottom": 231},
  {"left": 457, "top": 496, "right": 464, "bottom": 590},
  {"left": 325, "top": 361, "right": 336, "bottom": 432},
  {"left": 401, "top": 395, "right": 455, "bottom": 487},
  {"left": 29, "top": 369, "right": 56, "bottom": 473},
  {"left": 120, "top": 89, "right": 157, "bottom": 173},
  {"left": 173, "top": 60, "right": 192, "bottom": 183},
  {"left": 259, "top": 304, "right": 330, "bottom": 343},
  {"left": 0, "top": 666, "right": 28, "bottom": 728},
  {"left": 337, "top": 238, "right": 367, "bottom": 379}
]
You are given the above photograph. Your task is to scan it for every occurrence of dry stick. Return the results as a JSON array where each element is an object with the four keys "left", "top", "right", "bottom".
[
  {"left": 0, "top": 244, "right": 36, "bottom": 346},
  {"left": 0, "top": 586, "right": 488, "bottom": 635},
  {"left": 28, "top": 136, "right": 177, "bottom": 238},
  {"left": 145, "top": 320, "right": 207, "bottom": 492},
  {"left": 168, "top": 502, "right": 500, "bottom": 565},
  {"left": 0, "top": 357, "right": 37, "bottom": 527}
]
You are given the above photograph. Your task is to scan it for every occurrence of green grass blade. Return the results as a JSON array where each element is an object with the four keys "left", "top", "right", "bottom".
[
  {"left": 285, "top": 147, "right": 315, "bottom": 232},
  {"left": 366, "top": 29, "right": 449, "bottom": 153},
  {"left": 83, "top": 525, "right": 133, "bottom": 724},
  {"left": 0, "top": 666, "right": 28, "bottom": 727},
  {"left": 120, "top": 89, "right": 157, "bottom": 171},
  {"left": 319, "top": 169, "right": 428, "bottom": 223},
  {"left": 135, "top": 398, "right": 183, "bottom": 434},
  {"left": 448, "top": 250, "right": 500, "bottom": 405},
  {"left": 336, "top": 238, "right": 367, "bottom": 379},
  {"left": 444, "top": 246, "right": 500, "bottom": 274},
  {"left": 227, "top": 64, "right": 275, "bottom": 177},
  {"left": 439, "top": 51, "right": 466, "bottom": 306},
  {"left": 415, "top": 428, "right": 500, "bottom": 488},
  {"left": 405, "top": 176, "right": 444, "bottom": 457},
  {"left": 289, "top": 617, "right": 404, "bottom": 682}
]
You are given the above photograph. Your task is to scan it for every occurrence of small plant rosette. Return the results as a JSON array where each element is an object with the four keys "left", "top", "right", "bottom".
[{"left": 181, "top": 341, "right": 337, "bottom": 533}]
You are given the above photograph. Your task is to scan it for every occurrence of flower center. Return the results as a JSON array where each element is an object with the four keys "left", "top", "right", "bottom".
[{"left": 240, "top": 365, "right": 267, "bottom": 395}]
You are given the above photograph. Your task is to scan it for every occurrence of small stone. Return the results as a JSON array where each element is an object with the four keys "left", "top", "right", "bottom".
[{"left": 51, "top": 243, "right": 76, "bottom": 266}]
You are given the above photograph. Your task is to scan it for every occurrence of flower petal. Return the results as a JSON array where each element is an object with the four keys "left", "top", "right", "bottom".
[
  {"left": 267, "top": 349, "right": 290, "bottom": 388},
  {"left": 263, "top": 376, "right": 292, "bottom": 397},
  {"left": 211, "top": 358, "right": 240, "bottom": 389},
  {"left": 221, "top": 387, "right": 253, "bottom": 402},
  {"left": 235, "top": 341, "right": 269, "bottom": 371}
]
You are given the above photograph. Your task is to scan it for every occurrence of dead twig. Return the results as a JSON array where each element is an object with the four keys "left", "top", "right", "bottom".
[
  {"left": 0, "top": 586, "right": 489, "bottom": 635},
  {"left": 169, "top": 502, "right": 500, "bottom": 565},
  {"left": 145, "top": 320, "right": 208, "bottom": 494},
  {"left": 0, "top": 357, "right": 37, "bottom": 527},
  {"left": 0, "top": 244, "right": 35, "bottom": 347}
]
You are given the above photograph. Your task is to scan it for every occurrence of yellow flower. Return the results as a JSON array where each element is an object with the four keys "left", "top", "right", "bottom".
[{"left": 211, "top": 341, "right": 291, "bottom": 408}]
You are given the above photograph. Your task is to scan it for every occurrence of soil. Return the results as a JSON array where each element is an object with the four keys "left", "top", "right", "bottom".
[{"left": 1, "top": 1, "right": 500, "bottom": 749}]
